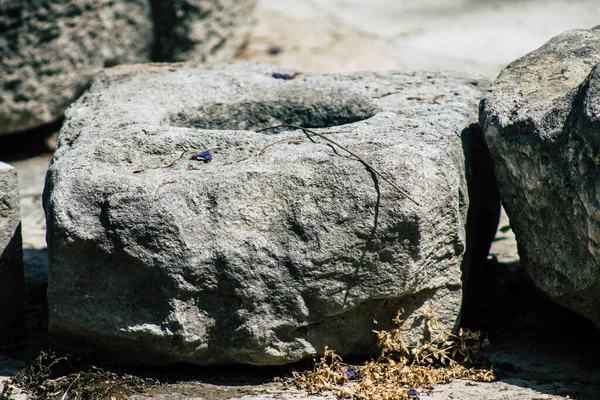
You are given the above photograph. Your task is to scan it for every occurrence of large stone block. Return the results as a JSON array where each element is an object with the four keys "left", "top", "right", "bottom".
[
  {"left": 0, "top": 162, "right": 24, "bottom": 332},
  {"left": 480, "top": 26, "right": 600, "bottom": 329},
  {"left": 44, "top": 63, "right": 495, "bottom": 366}
]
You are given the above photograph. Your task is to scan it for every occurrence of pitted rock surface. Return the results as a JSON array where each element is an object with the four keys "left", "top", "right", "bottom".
[
  {"left": 0, "top": 162, "right": 23, "bottom": 332},
  {"left": 44, "top": 63, "right": 495, "bottom": 366},
  {"left": 480, "top": 26, "right": 600, "bottom": 330}
]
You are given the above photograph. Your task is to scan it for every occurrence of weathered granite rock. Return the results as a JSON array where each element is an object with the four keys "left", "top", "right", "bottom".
[
  {"left": 0, "top": 162, "right": 24, "bottom": 332},
  {"left": 151, "top": 0, "right": 258, "bottom": 63},
  {"left": 480, "top": 26, "right": 600, "bottom": 330},
  {"left": 44, "top": 63, "right": 495, "bottom": 366},
  {"left": 0, "top": 0, "right": 258, "bottom": 136}
]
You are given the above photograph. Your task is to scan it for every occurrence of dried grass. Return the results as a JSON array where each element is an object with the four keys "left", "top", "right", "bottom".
[
  {"left": 288, "top": 308, "right": 495, "bottom": 399},
  {"left": 5, "top": 350, "right": 158, "bottom": 400}
]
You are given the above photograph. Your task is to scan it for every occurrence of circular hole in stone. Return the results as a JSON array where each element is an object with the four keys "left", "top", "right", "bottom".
[{"left": 163, "top": 84, "right": 378, "bottom": 131}]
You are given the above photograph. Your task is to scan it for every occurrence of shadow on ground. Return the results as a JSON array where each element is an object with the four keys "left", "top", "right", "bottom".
[
  {"left": 0, "top": 120, "right": 60, "bottom": 163},
  {"left": 463, "top": 255, "right": 600, "bottom": 399}
]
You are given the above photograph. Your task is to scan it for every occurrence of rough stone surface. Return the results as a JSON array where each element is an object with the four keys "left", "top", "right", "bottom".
[
  {"left": 480, "top": 26, "right": 600, "bottom": 330},
  {"left": 0, "top": 162, "right": 24, "bottom": 332},
  {"left": 44, "top": 63, "right": 494, "bottom": 366},
  {"left": 0, "top": 0, "right": 153, "bottom": 135},
  {"left": 152, "top": 0, "right": 258, "bottom": 63}
]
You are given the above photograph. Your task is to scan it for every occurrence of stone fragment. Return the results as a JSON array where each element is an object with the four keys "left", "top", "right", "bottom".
[
  {"left": 0, "top": 162, "right": 24, "bottom": 332},
  {"left": 44, "top": 63, "right": 496, "bottom": 366},
  {"left": 480, "top": 26, "right": 600, "bottom": 329},
  {"left": 0, "top": 0, "right": 153, "bottom": 135},
  {"left": 151, "top": 0, "right": 258, "bottom": 63}
]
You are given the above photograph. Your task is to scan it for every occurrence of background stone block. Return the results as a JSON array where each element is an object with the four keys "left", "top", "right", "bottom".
[
  {"left": 151, "top": 0, "right": 258, "bottom": 63},
  {"left": 0, "top": 0, "right": 258, "bottom": 136}
]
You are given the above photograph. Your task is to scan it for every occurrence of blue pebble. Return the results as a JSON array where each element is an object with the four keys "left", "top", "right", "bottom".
[
  {"left": 191, "top": 151, "right": 212, "bottom": 163},
  {"left": 344, "top": 365, "right": 356, "bottom": 379},
  {"left": 272, "top": 72, "right": 295, "bottom": 80}
]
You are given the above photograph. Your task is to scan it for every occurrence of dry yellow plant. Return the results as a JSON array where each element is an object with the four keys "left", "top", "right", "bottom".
[{"left": 289, "top": 308, "right": 495, "bottom": 400}]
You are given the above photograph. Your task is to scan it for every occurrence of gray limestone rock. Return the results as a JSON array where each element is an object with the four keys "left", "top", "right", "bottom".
[
  {"left": 44, "top": 63, "right": 495, "bottom": 366},
  {"left": 0, "top": 162, "right": 24, "bottom": 332},
  {"left": 0, "top": 0, "right": 153, "bottom": 135},
  {"left": 151, "top": 0, "right": 258, "bottom": 63},
  {"left": 480, "top": 26, "right": 600, "bottom": 330}
]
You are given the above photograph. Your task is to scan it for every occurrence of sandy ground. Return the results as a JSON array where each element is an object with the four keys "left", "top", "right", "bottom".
[
  {"left": 239, "top": 0, "right": 600, "bottom": 79},
  {"left": 2, "top": 0, "right": 600, "bottom": 399}
]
